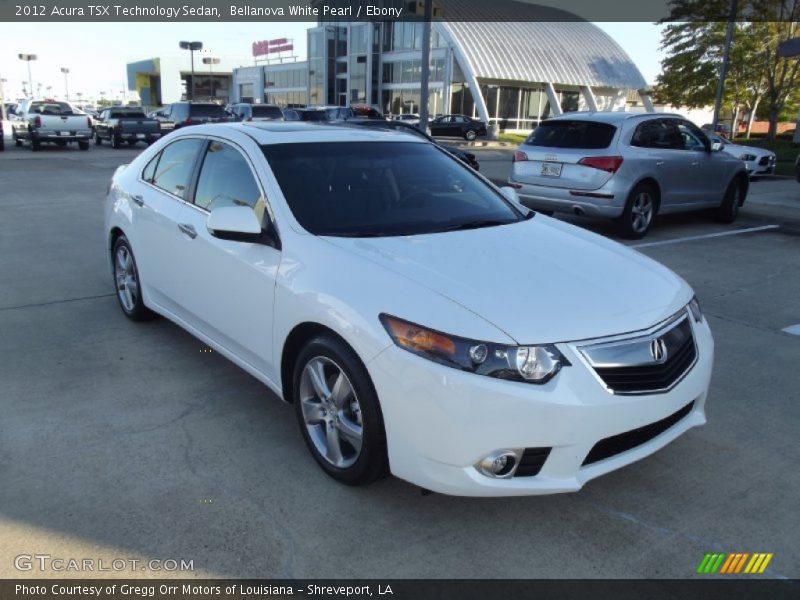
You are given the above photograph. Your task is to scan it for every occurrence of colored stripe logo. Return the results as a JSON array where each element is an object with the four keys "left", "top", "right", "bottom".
[{"left": 697, "top": 552, "right": 773, "bottom": 574}]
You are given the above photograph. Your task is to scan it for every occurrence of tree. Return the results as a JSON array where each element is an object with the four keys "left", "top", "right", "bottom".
[{"left": 656, "top": 0, "right": 800, "bottom": 140}]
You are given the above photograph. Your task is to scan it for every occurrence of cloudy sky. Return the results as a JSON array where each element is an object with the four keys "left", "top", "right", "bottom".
[{"left": 0, "top": 22, "right": 663, "bottom": 102}]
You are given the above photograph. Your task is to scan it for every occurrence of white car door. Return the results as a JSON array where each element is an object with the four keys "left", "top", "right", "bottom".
[
  {"left": 133, "top": 137, "right": 206, "bottom": 310},
  {"left": 168, "top": 136, "right": 281, "bottom": 380}
]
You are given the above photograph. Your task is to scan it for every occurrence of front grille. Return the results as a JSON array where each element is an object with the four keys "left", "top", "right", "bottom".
[
  {"left": 593, "top": 318, "right": 696, "bottom": 394},
  {"left": 758, "top": 156, "right": 771, "bottom": 166},
  {"left": 582, "top": 401, "right": 694, "bottom": 466},
  {"left": 513, "top": 447, "right": 552, "bottom": 477}
]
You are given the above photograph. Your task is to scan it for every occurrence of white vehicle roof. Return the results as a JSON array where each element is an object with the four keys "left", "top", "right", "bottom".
[
  {"left": 177, "top": 122, "right": 427, "bottom": 145},
  {"left": 544, "top": 111, "right": 686, "bottom": 124}
]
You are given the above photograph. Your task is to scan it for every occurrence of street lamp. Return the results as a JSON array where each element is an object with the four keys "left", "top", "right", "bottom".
[
  {"left": 61, "top": 67, "right": 70, "bottom": 101},
  {"left": 179, "top": 41, "right": 203, "bottom": 101},
  {"left": 0, "top": 78, "right": 7, "bottom": 121},
  {"left": 18, "top": 53, "right": 37, "bottom": 99},
  {"left": 202, "top": 56, "right": 220, "bottom": 101}
]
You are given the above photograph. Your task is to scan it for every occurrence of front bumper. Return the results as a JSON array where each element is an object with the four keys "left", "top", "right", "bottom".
[{"left": 367, "top": 314, "right": 713, "bottom": 496}]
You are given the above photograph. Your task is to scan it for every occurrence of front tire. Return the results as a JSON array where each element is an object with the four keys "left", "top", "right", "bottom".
[
  {"left": 14, "top": 133, "right": 23, "bottom": 147},
  {"left": 78, "top": 140, "right": 89, "bottom": 151},
  {"left": 111, "top": 134, "right": 121, "bottom": 149},
  {"left": 293, "top": 334, "right": 388, "bottom": 486},
  {"left": 111, "top": 235, "right": 153, "bottom": 321},
  {"left": 716, "top": 178, "right": 744, "bottom": 223},
  {"left": 31, "top": 137, "right": 41, "bottom": 152},
  {"left": 618, "top": 182, "right": 657, "bottom": 239},
  {"left": 95, "top": 131, "right": 102, "bottom": 145}
]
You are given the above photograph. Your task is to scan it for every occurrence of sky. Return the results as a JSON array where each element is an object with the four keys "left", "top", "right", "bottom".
[{"left": 0, "top": 21, "right": 664, "bottom": 102}]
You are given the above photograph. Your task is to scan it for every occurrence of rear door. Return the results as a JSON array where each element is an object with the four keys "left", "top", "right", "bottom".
[
  {"left": 512, "top": 119, "right": 620, "bottom": 191},
  {"left": 133, "top": 137, "right": 205, "bottom": 310}
]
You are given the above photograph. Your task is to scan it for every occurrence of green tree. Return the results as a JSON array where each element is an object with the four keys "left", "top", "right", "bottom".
[{"left": 656, "top": 0, "right": 800, "bottom": 140}]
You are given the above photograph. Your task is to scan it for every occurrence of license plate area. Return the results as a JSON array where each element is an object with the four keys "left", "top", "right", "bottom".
[
  {"left": 136, "top": 133, "right": 145, "bottom": 138},
  {"left": 59, "top": 131, "right": 71, "bottom": 136},
  {"left": 541, "top": 162, "right": 562, "bottom": 177}
]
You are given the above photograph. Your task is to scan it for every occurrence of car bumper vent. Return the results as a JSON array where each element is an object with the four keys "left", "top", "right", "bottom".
[
  {"left": 582, "top": 401, "right": 694, "bottom": 466},
  {"left": 513, "top": 447, "right": 552, "bottom": 477}
]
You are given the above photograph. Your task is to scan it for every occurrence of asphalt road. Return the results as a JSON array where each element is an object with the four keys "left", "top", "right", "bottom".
[{"left": 1, "top": 140, "right": 798, "bottom": 579}]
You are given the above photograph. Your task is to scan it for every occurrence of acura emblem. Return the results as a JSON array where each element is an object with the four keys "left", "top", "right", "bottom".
[
  {"left": 545, "top": 154, "right": 558, "bottom": 161},
  {"left": 650, "top": 338, "right": 668, "bottom": 363}
]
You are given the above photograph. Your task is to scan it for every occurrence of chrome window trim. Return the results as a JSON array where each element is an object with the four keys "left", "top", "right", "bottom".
[{"left": 570, "top": 307, "right": 699, "bottom": 396}]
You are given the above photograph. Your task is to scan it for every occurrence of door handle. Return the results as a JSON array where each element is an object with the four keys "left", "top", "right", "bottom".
[
  {"left": 130, "top": 194, "right": 145, "bottom": 207},
  {"left": 178, "top": 223, "right": 197, "bottom": 239},
  {"left": 655, "top": 161, "right": 664, "bottom": 167}
]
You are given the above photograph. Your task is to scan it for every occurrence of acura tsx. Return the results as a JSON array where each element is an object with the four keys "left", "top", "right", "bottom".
[{"left": 104, "top": 122, "right": 713, "bottom": 496}]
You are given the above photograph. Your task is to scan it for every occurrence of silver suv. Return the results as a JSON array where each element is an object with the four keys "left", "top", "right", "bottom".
[{"left": 508, "top": 112, "right": 749, "bottom": 238}]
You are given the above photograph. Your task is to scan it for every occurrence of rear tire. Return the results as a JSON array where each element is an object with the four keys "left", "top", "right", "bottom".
[
  {"left": 292, "top": 334, "right": 388, "bottom": 486},
  {"left": 465, "top": 129, "right": 477, "bottom": 141},
  {"left": 111, "top": 235, "right": 154, "bottom": 322},
  {"left": 111, "top": 134, "right": 120, "bottom": 149},
  {"left": 94, "top": 131, "right": 102, "bottom": 145},
  {"left": 14, "top": 134, "right": 23, "bottom": 147},
  {"left": 716, "top": 178, "right": 744, "bottom": 223},
  {"left": 31, "top": 137, "right": 41, "bottom": 152},
  {"left": 618, "top": 182, "right": 657, "bottom": 239},
  {"left": 78, "top": 141, "right": 89, "bottom": 151}
]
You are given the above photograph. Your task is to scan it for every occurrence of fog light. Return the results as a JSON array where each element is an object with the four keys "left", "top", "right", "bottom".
[{"left": 477, "top": 451, "right": 518, "bottom": 478}]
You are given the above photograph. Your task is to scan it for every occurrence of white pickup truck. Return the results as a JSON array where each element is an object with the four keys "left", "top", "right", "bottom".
[{"left": 12, "top": 99, "right": 93, "bottom": 151}]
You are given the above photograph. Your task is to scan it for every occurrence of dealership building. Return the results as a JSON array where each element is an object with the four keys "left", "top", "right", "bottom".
[{"left": 231, "top": 20, "right": 650, "bottom": 132}]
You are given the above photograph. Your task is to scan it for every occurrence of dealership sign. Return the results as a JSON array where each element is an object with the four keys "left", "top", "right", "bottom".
[{"left": 252, "top": 38, "right": 294, "bottom": 57}]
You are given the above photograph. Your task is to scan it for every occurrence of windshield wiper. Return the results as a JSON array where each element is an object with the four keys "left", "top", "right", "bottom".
[{"left": 433, "top": 219, "right": 516, "bottom": 233}]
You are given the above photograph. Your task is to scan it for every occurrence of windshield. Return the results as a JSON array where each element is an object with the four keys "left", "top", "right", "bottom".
[
  {"left": 299, "top": 110, "right": 328, "bottom": 122},
  {"left": 29, "top": 102, "right": 74, "bottom": 116},
  {"left": 110, "top": 109, "right": 146, "bottom": 118},
  {"left": 189, "top": 104, "right": 227, "bottom": 118},
  {"left": 262, "top": 142, "right": 523, "bottom": 237},
  {"left": 252, "top": 105, "right": 283, "bottom": 119},
  {"left": 525, "top": 120, "right": 616, "bottom": 149}
]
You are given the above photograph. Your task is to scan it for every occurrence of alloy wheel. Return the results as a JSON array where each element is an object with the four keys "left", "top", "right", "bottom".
[
  {"left": 299, "top": 356, "right": 364, "bottom": 469},
  {"left": 114, "top": 245, "right": 139, "bottom": 312},
  {"left": 631, "top": 192, "right": 654, "bottom": 233}
]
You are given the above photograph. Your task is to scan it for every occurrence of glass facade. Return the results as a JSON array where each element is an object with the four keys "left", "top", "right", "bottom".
[{"left": 234, "top": 21, "right": 636, "bottom": 132}]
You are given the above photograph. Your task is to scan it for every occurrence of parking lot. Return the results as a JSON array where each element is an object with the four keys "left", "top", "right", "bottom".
[{"left": 1, "top": 139, "right": 799, "bottom": 579}]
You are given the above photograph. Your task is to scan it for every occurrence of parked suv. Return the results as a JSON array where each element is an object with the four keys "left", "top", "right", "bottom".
[
  {"left": 156, "top": 102, "right": 230, "bottom": 130},
  {"left": 509, "top": 113, "right": 749, "bottom": 238},
  {"left": 228, "top": 103, "right": 283, "bottom": 122}
]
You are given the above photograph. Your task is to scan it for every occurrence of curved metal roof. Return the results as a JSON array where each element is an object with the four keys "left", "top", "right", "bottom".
[{"left": 437, "top": 21, "right": 647, "bottom": 90}]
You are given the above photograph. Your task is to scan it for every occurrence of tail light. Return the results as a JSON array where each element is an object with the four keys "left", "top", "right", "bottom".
[
  {"left": 185, "top": 118, "right": 193, "bottom": 125},
  {"left": 87, "top": 117, "right": 92, "bottom": 128},
  {"left": 578, "top": 156, "right": 624, "bottom": 173},
  {"left": 247, "top": 117, "right": 253, "bottom": 122},
  {"left": 33, "top": 116, "right": 42, "bottom": 128},
  {"left": 513, "top": 150, "right": 528, "bottom": 162}
]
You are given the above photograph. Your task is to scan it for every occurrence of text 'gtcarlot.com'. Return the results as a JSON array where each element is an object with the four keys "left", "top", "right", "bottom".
[{"left": 14, "top": 554, "right": 194, "bottom": 572}]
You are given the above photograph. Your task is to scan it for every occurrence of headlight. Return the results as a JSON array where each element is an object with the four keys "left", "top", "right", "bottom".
[
  {"left": 380, "top": 314, "right": 567, "bottom": 384},
  {"left": 688, "top": 296, "right": 703, "bottom": 323},
  {"left": 739, "top": 153, "right": 757, "bottom": 161}
]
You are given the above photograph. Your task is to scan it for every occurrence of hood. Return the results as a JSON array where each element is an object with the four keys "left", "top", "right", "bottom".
[
  {"left": 324, "top": 217, "right": 691, "bottom": 343},
  {"left": 724, "top": 142, "right": 773, "bottom": 158}
]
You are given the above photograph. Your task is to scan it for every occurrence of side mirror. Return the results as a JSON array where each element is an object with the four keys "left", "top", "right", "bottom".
[
  {"left": 207, "top": 206, "right": 263, "bottom": 243},
  {"left": 711, "top": 141, "right": 724, "bottom": 152}
]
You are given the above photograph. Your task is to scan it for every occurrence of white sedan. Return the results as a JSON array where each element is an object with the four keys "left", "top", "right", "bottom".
[
  {"left": 711, "top": 134, "right": 777, "bottom": 177},
  {"left": 104, "top": 122, "right": 714, "bottom": 496}
]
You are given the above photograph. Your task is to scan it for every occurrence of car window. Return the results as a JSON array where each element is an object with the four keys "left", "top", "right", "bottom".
[
  {"left": 630, "top": 119, "right": 683, "bottom": 150},
  {"left": 142, "top": 153, "right": 159, "bottom": 183},
  {"left": 526, "top": 120, "right": 617, "bottom": 149},
  {"left": 251, "top": 105, "right": 283, "bottom": 119},
  {"left": 151, "top": 138, "right": 204, "bottom": 199},
  {"left": 30, "top": 101, "right": 74, "bottom": 116},
  {"left": 676, "top": 120, "right": 710, "bottom": 151},
  {"left": 453, "top": 116, "right": 467, "bottom": 123},
  {"left": 261, "top": 141, "right": 523, "bottom": 237},
  {"left": 194, "top": 141, "right": 266, "bottom": 220}
]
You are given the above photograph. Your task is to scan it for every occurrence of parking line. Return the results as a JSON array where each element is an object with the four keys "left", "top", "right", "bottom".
[
  {"left": 631, "top": 225, "right": 780, "bottom": 248},
  {"left": 782, "top": 324, "right": 800, "bottom": 336}
]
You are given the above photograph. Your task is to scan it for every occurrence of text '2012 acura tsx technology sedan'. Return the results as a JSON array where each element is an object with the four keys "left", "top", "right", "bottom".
[{"left": 104, "top": 122, "right": 713, "bottom": 496}]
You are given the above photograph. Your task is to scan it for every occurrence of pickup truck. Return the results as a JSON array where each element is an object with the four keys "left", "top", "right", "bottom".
[
  {"left": 12, "top": 99, "right": 93, "bottom": 151},
  {"left": 94, "top": 107, "right": 161, "bottom": 148}
]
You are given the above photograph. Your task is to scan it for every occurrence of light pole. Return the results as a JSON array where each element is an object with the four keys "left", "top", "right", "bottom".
[
  {"left": 0, "top": 77, "right": 7, "bottom": 121},
  {"left": 61, "top": 67, "right": 70, "bottom": 101},
  {"left": 18, "top": 53, "right": 37, "bottom": 99},
  {"left": 202, "top": 57, "right": 220, "bottom": 101},
  {"left": 179, "top": 41, "right": 203, "bottom": 101}
]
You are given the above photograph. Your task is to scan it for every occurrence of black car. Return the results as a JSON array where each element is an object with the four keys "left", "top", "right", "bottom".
[
  {"left": 0, "top": 121, "right": 4, "bottom": 152},
  {"left": 283, "top": 108, "right": 329, "bottom": 122},
  {"left": 155, "top": 102, "right": 230, "bottom": 129},
  {"left": 345, "top": 119, "right": 480, "bottom": 171},
  {"left": 429, "top": 114, "right": 488, "bottom": 141}
]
